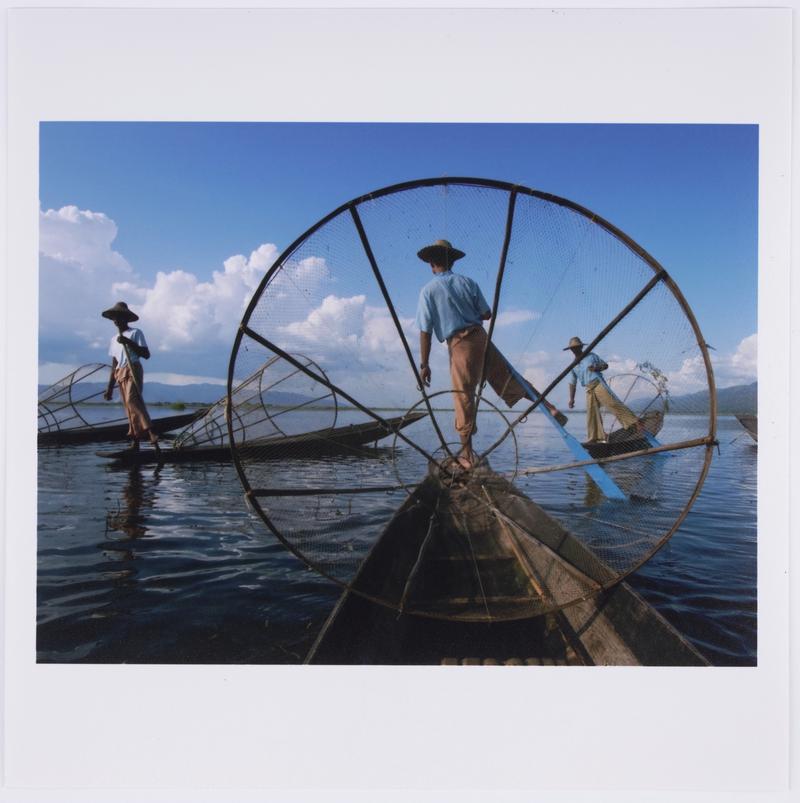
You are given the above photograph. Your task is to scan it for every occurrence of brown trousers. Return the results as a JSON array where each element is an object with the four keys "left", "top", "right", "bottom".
[
  {"left": 585, "top": 380, "right": 638, "bottom": 441},
  {"left": 115, "top": 362, "right": 154, "bottom": 440},
  {"left": 447, "top": 326, "right": 526, "bottom": 438}
]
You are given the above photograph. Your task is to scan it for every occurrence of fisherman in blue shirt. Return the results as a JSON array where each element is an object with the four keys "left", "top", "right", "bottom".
[
  {"left": 416, "top": 239, "right": 567, "bottom": 468},
  {"left": 565, "top": 336, "right": 643, "bottom": 443}
]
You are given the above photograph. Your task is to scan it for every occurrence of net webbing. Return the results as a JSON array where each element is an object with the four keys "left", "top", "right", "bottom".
[{"left": 228, "top": 179, "right": 715, "bottom": 620}]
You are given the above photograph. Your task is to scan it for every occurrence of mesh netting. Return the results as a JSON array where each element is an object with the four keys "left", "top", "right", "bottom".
[
  {"left": 38, "top": 363, "right": 122, "bottom": 433},
  {"left": 173, "top": 354, "right": 338, "bottom": 450},
  {"left": 228, "top": 178, "right": 716, "bottom": 621}
]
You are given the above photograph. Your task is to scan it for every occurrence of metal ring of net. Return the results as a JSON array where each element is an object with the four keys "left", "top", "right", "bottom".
[
  {"left": 227, "top": 177, "right": 716, "bottom": 622},
  {"left": 390, "top": 389, "right": 520, "bottom": 491}
]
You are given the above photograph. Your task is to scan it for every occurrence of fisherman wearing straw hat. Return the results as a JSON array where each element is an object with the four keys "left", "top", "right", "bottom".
[
  {"left": 565, "top": 336, "right": 643, "bottom": 443},
  {"left": 416, "top": 239, "right": 567, "bottom": 468},
  {"left": 102, "top": 301, "right": 160, "bottom": 455}
]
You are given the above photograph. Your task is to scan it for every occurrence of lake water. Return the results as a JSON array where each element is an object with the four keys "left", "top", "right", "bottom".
[{"left": 37, "top": 407, "right": 756, "bottom": 666}]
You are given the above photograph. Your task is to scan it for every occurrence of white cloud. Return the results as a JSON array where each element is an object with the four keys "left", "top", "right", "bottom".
[
  {"left": 40, "top": 206, "right": 132, "bottom": 274},
  {"left": 495, "top": 309, "right": 539, "bottom": 327},
  {"left": 282, "top": 294, "right": 413, "bottom": 361},
  {"left": 266, "top": 255, "right": 331, "bottom": 301},
  {"left": 117, "top": 243, "right": 280, "bottom": 351},
  {"left": 604, "top": 354, "right": 639, "bottom": 376},
  {"left": 146, "top": 372, "right": 227, "bottom": 386},
  {"left": 727, "top": 332, "right": 757, "bottom": 380},
  {"left": 39, "top": 207, "right": 137, "bottom": 350},
  {"left": 39, "top": 204, "right": 284, "bottom": 373},
  {"left": 284, "top": 294, "right": 364, "bottom": 346},
  {"left": 275, "top": 294, "right": 421, "bottom": 405},
  {"left": 668, "top": 334, "right": 757, "bottom": 394}
]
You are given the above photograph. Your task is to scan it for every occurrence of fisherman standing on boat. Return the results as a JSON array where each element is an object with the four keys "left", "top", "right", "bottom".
[
  {"left": 416, "top": 239, "right": 567, "bottom": 468},
  {"left": 102, "top": 301, "right": 160, "bottom": 456},
  {"left": 565, "top": 336, "right": 643, "bottom": 443}
]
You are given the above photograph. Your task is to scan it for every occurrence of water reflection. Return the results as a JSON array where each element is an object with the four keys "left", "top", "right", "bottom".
[
  {"left": 37, "top": 414, "right": 755, "bottom": 665},
  {"left": 104, "top": 465, "right": 160, "bottom": 558}
]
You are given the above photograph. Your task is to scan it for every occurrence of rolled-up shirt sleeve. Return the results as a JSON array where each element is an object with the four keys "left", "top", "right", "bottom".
[
  {"left": 415, "top": 291, "right": 433, "bottom": 334},
  {"left": 472, "top": 279, "right": 490, "bottom": 315},
  {"left": 132, "top": 329, "right": 148, "bottom": 350},
  {"left": 569, "top": 368, "right": 578, "bottom": 387}
]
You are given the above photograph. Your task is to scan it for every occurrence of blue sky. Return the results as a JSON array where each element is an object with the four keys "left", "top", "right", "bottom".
[{"left": 39, "top": 122, "right": 757, "bottom": 399}]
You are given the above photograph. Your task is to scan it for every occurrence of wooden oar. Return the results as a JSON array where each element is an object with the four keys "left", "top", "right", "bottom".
[
  {"left": 119, "top": 338, "right": 142, "bottom": 395},
  {"left": 514, "top": 435, "right": 713, "bottom": 477}
]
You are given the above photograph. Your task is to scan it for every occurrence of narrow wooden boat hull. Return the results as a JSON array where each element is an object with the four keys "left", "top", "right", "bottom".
[
  {"left": 306, "top": 465, "right": 708, "bottom": 666},
  {"left": 38, "top": 409, "right": 208, "bottom": 447},
  {"left": 582, "top": 409, "right": 664, "bottom": 459},
  {"left": 96, "top": 412, "right": 426, "bottom": 466}
]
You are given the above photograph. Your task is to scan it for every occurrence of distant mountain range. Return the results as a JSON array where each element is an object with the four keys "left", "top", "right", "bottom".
[
  {"left": 38, "top": 380, "right": 326, "bottom": 408},
  {"left": 669, "top": 381, "right": 757, "bottom": 415},
  {"left": 41, "top": 379, "right": 757, "bottom": 415}
]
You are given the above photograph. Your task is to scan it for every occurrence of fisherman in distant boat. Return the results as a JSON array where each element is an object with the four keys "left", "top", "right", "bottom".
[
  {"left": 416, "top": 239, "right": 567, "bottom": 469},
  {"left": 102, "top": 301, "right": 160, "bottom": 456},
  {"left": 565, "top": 336, "right": 644, "bottom": 444}
]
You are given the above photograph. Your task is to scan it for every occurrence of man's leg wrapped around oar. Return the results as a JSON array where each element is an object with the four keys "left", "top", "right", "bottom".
[
  {"left": 585, "top": 379, "right": 639, "bottom": 441},
  {"left": 448, "top": 326, "right": 567, "bottom": 439}
]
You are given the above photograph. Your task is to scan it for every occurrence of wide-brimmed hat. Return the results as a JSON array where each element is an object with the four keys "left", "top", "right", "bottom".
[
  {"left": 417, "top": 239, "right": 466, "bottom": 267},
  {"left": 563, "top": 336, "right": 585, "bottom": 351},
  {"left": 102, "top": 301, "right": 139, "bottom": 323}
]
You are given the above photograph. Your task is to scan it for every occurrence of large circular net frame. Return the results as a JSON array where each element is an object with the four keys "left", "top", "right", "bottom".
[{"left": 226, "top": 177, "right": 717, "bottom": 622}]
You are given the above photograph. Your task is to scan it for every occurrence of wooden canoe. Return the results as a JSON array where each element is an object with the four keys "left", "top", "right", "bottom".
[
  {"left": 96, "top": 411, "right": 426, "bottom": 466},
  {"left": 38, "top": 408, "right": 208, "bottom": 447},
  {"left": 306, "top": 464, "right": 708, "bottom": 666},
  {"left": 735, "top": 415, "right": 757, "bottom": 443},
  {"left": 582, "top": 409, "right": 664, "bottom": 459}
]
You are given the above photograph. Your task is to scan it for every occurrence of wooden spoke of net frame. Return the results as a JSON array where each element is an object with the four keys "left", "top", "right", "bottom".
[
  {"left": 472, "top": 187, "right": 517, "bottom": 425},
  {"left": 258, "top": 360, "right": 338, "bottom": 439},
  {"left": 233, "top": 326, "right": 442, "bottom": 468},
  {"left": 217, "top": 354, "right": 337, "bottom": 445},
  {"left": 478, "top": 268, "right": 667, "bottom": 464},
  {"left": 224, "top": 176, "right": 718, "bottom": 616},
  {"left": 349, "top": 204, "right": 452, "bottom": 457},
  {"left": 471, "top": 183, "right": 717, "bottom": 463},
  {"left": 454, "top": 440, "right": 715, "bottom": 611}
]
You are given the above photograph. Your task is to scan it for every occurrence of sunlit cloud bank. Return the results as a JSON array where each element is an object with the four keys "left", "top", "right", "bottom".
[
  {"left": 112, "top": 243, "right": 278, "bottom": 351},
  {"left": 38, "top": 205, "right": 757, "bottom": 407},
  {"left": 506, "top": 337, "right": 756, "bottom": 408},
  {"left": 495, "top": 309, "right": 540, "bottom": 327},
  {"left": 39, "top": 207, "right": 135, "bottom": 350},
  {"left": 669, "top": 333, "right": 757, "bottom": 394},
  {"left": 39, "top": 205, "right": 277, "bottom": 375},
  {"left": 145, "top": 373, "right": 228, "bottom": 386}
]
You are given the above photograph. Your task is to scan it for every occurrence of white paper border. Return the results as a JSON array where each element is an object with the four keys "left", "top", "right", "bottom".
[{"left": 2, "top": 3, "right": 794, "bottom": 800}]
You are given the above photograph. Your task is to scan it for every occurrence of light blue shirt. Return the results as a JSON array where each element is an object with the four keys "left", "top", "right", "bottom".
[
  {"left": 569, "top": 353, "right": 610, "bottom": 389},
  {"left": 415, "top": 271, "right": 490, "bottom": 343}
]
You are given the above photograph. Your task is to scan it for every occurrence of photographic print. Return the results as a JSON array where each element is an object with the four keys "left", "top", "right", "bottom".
[{"left": 37, "top": 122, "right": 757, "bottom": 667}]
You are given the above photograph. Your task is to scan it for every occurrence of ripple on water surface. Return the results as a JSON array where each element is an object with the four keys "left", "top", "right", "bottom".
[{"left": 37, "top": 413, "right": 756, "bottom": 665}]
